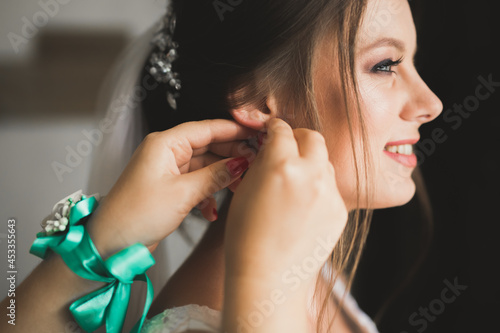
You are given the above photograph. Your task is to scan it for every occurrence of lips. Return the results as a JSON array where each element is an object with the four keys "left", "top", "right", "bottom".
[
  {"left": 385, "top": 138, "right": 419, "bottom": 146},
  {"left": 383, "top": 137, "right": 419, "bottom": 168},
  {"left": 383, "top": 150, "right": 417, "bottom": 168}
]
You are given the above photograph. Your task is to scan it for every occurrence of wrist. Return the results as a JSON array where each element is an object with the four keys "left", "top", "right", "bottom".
[
  {"left": 28, "top": 189, "right": 156, "bottom": 333},
  {"left": 85, "top": 212, "right": 136, "bottom": 261},
  {"left": 45, "top": 246, "right": 105, "bottom": 287}
]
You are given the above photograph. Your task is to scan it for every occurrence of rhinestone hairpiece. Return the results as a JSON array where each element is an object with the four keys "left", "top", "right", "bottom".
[{"left": 149, "top": 3, "right": 181, "bottom": 110}]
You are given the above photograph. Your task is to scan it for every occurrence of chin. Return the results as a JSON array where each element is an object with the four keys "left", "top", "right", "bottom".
[
  {"left": 372, "top": 179, "right": 416, "bottom": 209},
  {"left": 341, "top": 167, "right": 417, "bottom": 211}
]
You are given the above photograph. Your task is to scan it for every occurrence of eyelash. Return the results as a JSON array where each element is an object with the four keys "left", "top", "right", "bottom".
[{"left": 371, "top": 56, "right": 404, "bottom": 74}]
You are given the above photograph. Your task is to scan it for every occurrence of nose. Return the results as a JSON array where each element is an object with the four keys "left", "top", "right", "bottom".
[{"left": 401, "top": 72, "right": 443, "bottom": 125}]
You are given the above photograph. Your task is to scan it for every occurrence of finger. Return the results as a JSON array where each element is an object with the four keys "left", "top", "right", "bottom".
[
  {"left": 146, "top": 243, "right": 159, "bottom": 253},
  {"left": 293, "top": 128, "right": 329, "bottom": 161},
  {"left": 195, "top": 196, "right": 217, "bottom": 219},
  {"left": 261, "top": 117, "right": 299, "bottom": 161},
  {"left": 181, "top": 156, "right": 250, "bottom": 209},
  {"left": 158, "top": 119, "right": 258, "bottom": 168},
  {"left": 192, "top": 140, "right": 257, "bottom": 159},
  {"left": 180, "top": 151, "right": 222, "bottom": 174},
  {"left": 201, "top": 195, "right": 218, "bottom": 222},
  {"left": 180, "top": 148, "right": 257, "bottom": 174},
  {"left": 228, "top": 176, "right": 243, "bottom": 193}
]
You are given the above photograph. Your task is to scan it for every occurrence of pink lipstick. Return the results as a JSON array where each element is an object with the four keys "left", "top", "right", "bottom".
[{"left": 383, "top": 138, "right": 419, "bottom": 168}]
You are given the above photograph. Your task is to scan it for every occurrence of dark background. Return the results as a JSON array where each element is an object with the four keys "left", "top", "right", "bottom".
[{"left": 353, "top": 1, "right": 499, "bottom": 332}]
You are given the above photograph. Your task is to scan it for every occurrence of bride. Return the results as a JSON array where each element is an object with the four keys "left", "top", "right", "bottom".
[
  {"left": 0, "top": 0, "right": 442, "bottom": 332},
  {"left": 92, "top": 0, "right": 442, "bottom": 331}
]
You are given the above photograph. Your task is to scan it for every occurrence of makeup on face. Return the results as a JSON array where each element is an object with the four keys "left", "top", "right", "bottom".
[{"left": 383, "top": 138, "right": 419, "bottom": 168}]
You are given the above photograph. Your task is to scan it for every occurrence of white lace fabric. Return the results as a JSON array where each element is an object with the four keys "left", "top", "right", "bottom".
[{"left": 140, "top": 304, "right": 221, "bottom": 333}]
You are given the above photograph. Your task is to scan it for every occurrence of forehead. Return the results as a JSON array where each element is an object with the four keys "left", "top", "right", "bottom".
[{"left": 357, "top": 0, "right": 416, "bottom": 53}]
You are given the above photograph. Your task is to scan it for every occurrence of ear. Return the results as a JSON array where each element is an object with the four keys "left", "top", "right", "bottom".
[{"left": 229, "top": 95, "right": 279, "bottom": 130}]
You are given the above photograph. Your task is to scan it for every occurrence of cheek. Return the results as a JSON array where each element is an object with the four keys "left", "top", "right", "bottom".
[
  {"left": 358, "top": 79, "right": 399, "bottom": 147},
  {"left": 315, "top": 78, "right": 350, "bottom": 162},
  {"left": 314, "top": 67, "right": 350, "bottom": 160},
  {"left": 315, "top": 85, "right": 366, "bottom": 205}
]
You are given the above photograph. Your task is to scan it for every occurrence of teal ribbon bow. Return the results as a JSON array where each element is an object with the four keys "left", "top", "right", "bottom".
[{"left": 30, "top": 194, "right": 155, "bottom": 333}]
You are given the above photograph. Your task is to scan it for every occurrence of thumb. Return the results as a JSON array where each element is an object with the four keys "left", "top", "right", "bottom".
[{"left": 181, "top": 156, "right": 250, "bottom": 208}]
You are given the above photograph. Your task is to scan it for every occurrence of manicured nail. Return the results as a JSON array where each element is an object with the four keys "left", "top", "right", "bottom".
[
  {"left": 212, "top": 207, "right": 218, "bottom": 221},
  {"left": 226, "top": 156, "right": 249, "bottom": 177}
]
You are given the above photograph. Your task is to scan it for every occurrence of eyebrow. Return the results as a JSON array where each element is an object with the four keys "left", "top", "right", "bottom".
[{"left": 360, "top": 37, "right": 417, "bottom": 60}]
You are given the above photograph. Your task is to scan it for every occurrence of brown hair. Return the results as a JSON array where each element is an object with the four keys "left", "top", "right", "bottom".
[
  {"left": 222, "top": 2, "right": 373, "bottom": 330},
  {"left": 142, "top": 0, "right": 381, "bottom": 331}
]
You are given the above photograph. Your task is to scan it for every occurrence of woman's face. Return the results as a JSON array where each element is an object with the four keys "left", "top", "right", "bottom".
[{"left": 313, "top": 0, "right": 443, "bottom": 211}]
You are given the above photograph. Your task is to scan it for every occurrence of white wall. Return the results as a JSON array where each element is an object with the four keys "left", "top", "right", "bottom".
[
  {"left": 0, "top": 0, "right": 167, "bottom": 63},
  {"left": 0, "top": 117, "right": 96, "bottom": 298},
  {"left": 0, "top": 0, "right": 168, "bottom": 302}
]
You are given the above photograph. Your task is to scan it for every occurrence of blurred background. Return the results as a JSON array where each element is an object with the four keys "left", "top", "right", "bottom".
[
  {"left": 0, "top": 0, "right": 166, "bottom": 297},
  {"left": 0, "top": 1, "right": 498, "bottom": 333}
]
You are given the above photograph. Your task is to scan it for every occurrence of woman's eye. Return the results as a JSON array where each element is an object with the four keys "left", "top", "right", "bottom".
[
  {"left": 377, "top": 64, "right": 393, "bottom": 72},
  {"left": 371, "top": 56, "right": 404, "bottom": 74}
]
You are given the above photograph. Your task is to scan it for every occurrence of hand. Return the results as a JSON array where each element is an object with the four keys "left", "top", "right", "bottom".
[
  {"left": 86, "top": 119, "right": 259, "bottom": 258},
  {"left": 224, "top": 117, "right": 348, "bottom": 282}
]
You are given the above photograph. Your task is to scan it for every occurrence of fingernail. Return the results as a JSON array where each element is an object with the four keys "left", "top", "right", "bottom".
[
  {"left": 228, "top": 177, "right": 243, "bottom": 193},
  {"left": 212, "top": 207, "right": 218, "bottom": 221},
  {"left": 226, "top": 156, "right": 249, "bottom": 177}
]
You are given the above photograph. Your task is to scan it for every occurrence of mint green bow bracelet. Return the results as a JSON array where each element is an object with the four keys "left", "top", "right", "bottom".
[{"left": 29, "top": 190, "right": 155, "bottom": 333}]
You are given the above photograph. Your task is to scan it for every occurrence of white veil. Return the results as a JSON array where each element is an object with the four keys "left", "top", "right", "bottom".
[{"left": 86, "top": 13, "right": 230, "bottom": 332}]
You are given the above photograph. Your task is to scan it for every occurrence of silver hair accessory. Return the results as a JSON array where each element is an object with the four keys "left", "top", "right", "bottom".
[{"left": 149, "top": 3, "right": 181, "bottom": 110}]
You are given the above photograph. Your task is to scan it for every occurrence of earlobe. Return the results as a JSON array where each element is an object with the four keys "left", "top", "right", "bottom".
[{"left": 229, "top": 95, "right": 278, "bottom": 130}]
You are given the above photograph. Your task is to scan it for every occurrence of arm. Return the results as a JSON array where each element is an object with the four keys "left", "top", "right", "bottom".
[
  {"left": 221, "top": 118, "right": 347, "bottom": 332},
  {"left": 222, "top": 274, "right": 312, "bottom": 333},
  {"left": 0, "top": 247, "right": 104, "bottom": 332},
  {"left": 0, "top": 214, "right": 134, "bottom": 333},
  {"left": 1, "top": 119, "right": 256, "bottom": 332}
]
